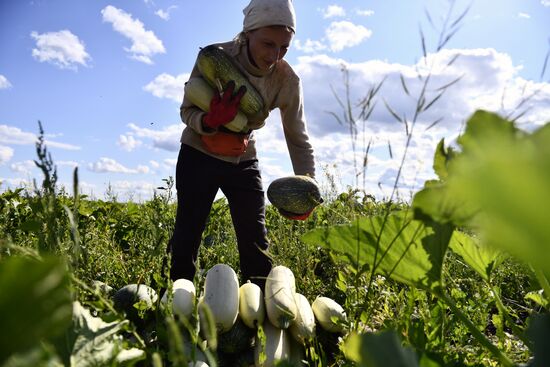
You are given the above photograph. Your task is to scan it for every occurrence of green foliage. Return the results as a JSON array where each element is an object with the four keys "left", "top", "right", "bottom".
[
  {"left": 414, "top": 110, "right": 550, "bottom": 276},
  {"left": 0, "top": 256, "right": 72, "bottom": 364},
  {"left": 302, "top": 211, "right": 452, "bottom": 292},
  {"left": 1, "top": 112, "right": 548, "bottom": 366}
]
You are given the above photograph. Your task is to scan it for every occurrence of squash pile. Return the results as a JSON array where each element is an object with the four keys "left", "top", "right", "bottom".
[{"left": 161, "top": 263, "right": 346, "bottom": 367}]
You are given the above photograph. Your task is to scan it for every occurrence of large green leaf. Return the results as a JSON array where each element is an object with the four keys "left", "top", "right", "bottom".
[
  {"left": 302, "top": 211, "right": 452, "bottom": 291},
  {"left": 449, "top": 231, "right": 503, "bottom": 282},
  {"left": 413, "top": 110, "right": 550, "bottom": 275},
  {"left": 343, "top": 330, "right": 419, "bottom": 367},
  {"left": 55, "top": 301, "right": 145, "bottom": 367},
  {"left": 0, "top": 256, "right": 72, "bottom": 364},
  {"left": 448, "top": 111, "right": 550, "bottom": 275}
]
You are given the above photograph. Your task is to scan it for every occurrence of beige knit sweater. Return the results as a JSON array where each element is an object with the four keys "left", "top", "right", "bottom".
[{"left": 179, "top": 39, "right": 315, "bottom": 177}]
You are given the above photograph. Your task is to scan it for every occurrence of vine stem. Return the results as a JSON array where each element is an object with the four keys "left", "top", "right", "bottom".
[{"left": 438, "top": 290, "right": 516, "bottom": 367}]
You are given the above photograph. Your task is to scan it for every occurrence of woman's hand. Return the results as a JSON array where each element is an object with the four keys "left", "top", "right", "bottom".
[{"left": 202, "top": 81, "right": 247, "bottom": 129}]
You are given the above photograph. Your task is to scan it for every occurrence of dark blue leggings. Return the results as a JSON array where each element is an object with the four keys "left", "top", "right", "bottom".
[{"left": 168, "top": 144, "right": 272, "bottom": 289}]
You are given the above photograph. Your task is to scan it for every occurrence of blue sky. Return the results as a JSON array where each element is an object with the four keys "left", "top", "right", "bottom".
[{"left": 1, "top": 0, "right": 549, "bottom": 201}]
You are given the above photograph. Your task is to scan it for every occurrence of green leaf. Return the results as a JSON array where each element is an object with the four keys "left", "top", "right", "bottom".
[
  {"left": 414, "top": 110, "right": 550, "bottom": 275},
  {"left": 449, "top": 231, "right": 503, "bottom": 281},
  {"left": 448, "top": 111, "right": 550, "bottom": 275},
  {"left": 432, "top": 139, "right": 457, "bottom": 181},
  {"left": 525, "top": 290, "right": 548, "bottom": 308},
  {"left": 55, "top": 301, "right": 145, "bottom": 367},
  {"left": 412, "top": 180, "right": 476, "bottom": 227},
  {"left": 526, "top": 313, "right": 550, "bottom": 367},
  {"left": 344, "top": 330, "right": 419, "bottom": 367},
  {"left": 0, "top": 256, "right": 72, "bottom": 364},
  {"left": 302, "top": 211, "right": 452, "bottom": 291}
]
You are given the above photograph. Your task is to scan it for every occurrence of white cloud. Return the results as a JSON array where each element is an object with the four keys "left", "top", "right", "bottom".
[
  {"left": 45, "top": 140, "right": 81, "bottom": 150},
  {"left": 325, "top": 21, "right": 372, "bottom": 52},
  {"left": 155, "top": 5, "right": 177, "bottom": 20},
  {"left": 143, "top": 73, "right": 189, "bottom": 102},
  {"left": 118, "top": 134, "right": 143, "bottom": 151},
  {"left": 30, "top": 30, "right": 90, "bottom": 70},
  {"left": 88, "top": 157, "right": 147, "bottom": 174},
  {"left": 542, "top": 0, "right": 550, "bottom": 6},
  {"left": 149, "top": 160, "right": 160, "bottom": 169},
  {"left": 0, "top": 125, "right": 80, "bottom": 151},
  {"left": 58, "top": 160, "right": 79, "bottom": 168},
  {"left": 321, "top": 5, "right": 346, "bottom": 18},
  {"left": 0, "top": 177, "right": 32, "bottom": 190},
  {"left": 284, "top": 48, "right": 550, "bottom": 195},
  {"left": 108, "top": 180, "right": 156, "bottom": 199},
  {"left": 0, "top": 145, "right": 14, "bottom": 164},
  {"left": 293, "top": 39, "right": 328, "bottom": 54},
  {"left": 101, "top": 5, "right": 165, "bottom": 64},
  {"left": 163, "top": 158, "right": 177, "bottom": 169},
  {"left": 126, "top": 123, "right": 183, "bottom": 152},
  {"left": 137, "top": 165, "right": 150, "bottom": 174},
  {"left": 518, "top": 12, "right": 531, "bottom": 19},
  {"left": 10, "top": 160, "right": 36, "bottom": 174},
  {"left": 356, "top": 9, "right": 375, "bottom": 17},
  {"left": 0, "top": 125, "right": 36, "bottom": 145},
  {"left": 0, "top": 75, "right": 12, "bottom": 89}
]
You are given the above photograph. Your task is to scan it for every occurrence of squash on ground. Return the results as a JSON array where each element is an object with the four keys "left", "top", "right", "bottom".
[
  {"left": 289, "top": 293, "right": 316, "bottom": 344},
  {"left": 203, "top": 264, "right": 239, "bottom": 332},
  {"left": 239, "top": 281, "right": 266, "bottom": 329},
  {"left": 311, "top": 296, "right": 346, "bottom": 333},
  {"left": 265, "top": 266, "right": 297, "bottom": 329}
]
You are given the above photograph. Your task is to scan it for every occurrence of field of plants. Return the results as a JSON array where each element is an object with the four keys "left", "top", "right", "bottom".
[{"left": 0, "top": 109, "right": 549, "bottom": 367}]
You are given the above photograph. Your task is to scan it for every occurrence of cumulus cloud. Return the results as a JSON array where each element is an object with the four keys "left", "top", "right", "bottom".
[
  {"left": 118, "top": 134, "right": 143, "bottom": 152},
  {"left": 126, "top": 123, "right": 183, "bottom": 152},
  {"left": 58, "top": 160, "right": 79, "bottom": 168},
  {"left": 88, "top": 157, "right": 150, "bottom": 174},
  {"left": 321, "top": 5, "right": 345, "bottom": 18},
  {"left": 163, "top": 158, "right": 177, "bottom": 170},
  {"left": 293, "top": 39, "right": 327, "bottom": 54},
  {"left": 107, "top": 180, "right": 156, "bottom": 200},
  {"left": 143, "top": 73, "right": 189, "bottom": 102},
  {"left": 101, "top": 5, "right": 165, "bottom": 64},
  {"left": 518, "top": 12, "right": 531, "bottom": 19},
  {"left": 0, "top": 75, "right": 12, "bottom": 89},
  {"left": 542, "top": 0, "right": 550, "bottom": 6},
  {"left": 326, "top": 21, "right": 372, "bottom": 52},
  {"left": 357, "top": 9, "right": 375, "bottom": 16},
  {"left": 283, "top": 47, "right": 550, "bottom": 195},
  {"left": 0, "top": 125, "right": 36, "bottom": 145},
  {"left": 30, "top": 30, "right": 91, "bottom": 70},
  {"left": 0, "top": 145, "right": 14, "bottom": 164},
  {"left": 155, "top": 5, "right": 177, "bottom": 20},
  {"left": 10, "top": 160, "right": 36, "bottom": 175},
  {"left": 295, "top": 21, "right": 372, "bottom": 54}
]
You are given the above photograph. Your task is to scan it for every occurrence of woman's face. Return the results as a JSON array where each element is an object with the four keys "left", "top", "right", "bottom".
[{"left": 246, "top": 26, "right": 293, "bottom": 71}]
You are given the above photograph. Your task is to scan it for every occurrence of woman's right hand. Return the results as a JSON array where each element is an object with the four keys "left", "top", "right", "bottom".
[{"left": 202, "top": 81, "right": 247, "bottom": 129}]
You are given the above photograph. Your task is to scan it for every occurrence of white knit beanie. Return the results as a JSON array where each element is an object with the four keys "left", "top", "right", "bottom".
[{"left": 242, "top": 0, "right": 296, "bottom": 33}]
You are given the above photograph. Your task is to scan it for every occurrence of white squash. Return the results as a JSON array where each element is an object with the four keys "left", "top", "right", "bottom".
[
  {"left": 265, "top": 266, "right": 297, "bottom": 329},
  {"left": 203, "top": 264, "right": 239, "bottom": 332},
  {"left": 311, "top": 296, "right": 346, "bottom": 333},
  {"left": 289, "top": 293, "right": 315, "bottom": 344},
  {"left": 254, "top": 322, "right": 291, "bottom": 367},
  {"left": 239, "top": 281, "right": 266, "bottom": 329},
  {"left": 161, "top": 278, "right": 196, "bottom": 318}
]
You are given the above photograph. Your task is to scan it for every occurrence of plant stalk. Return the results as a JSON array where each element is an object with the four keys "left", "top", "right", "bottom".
[{"left": 438, "top": 291, "right": 516, "bottom": 367}]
